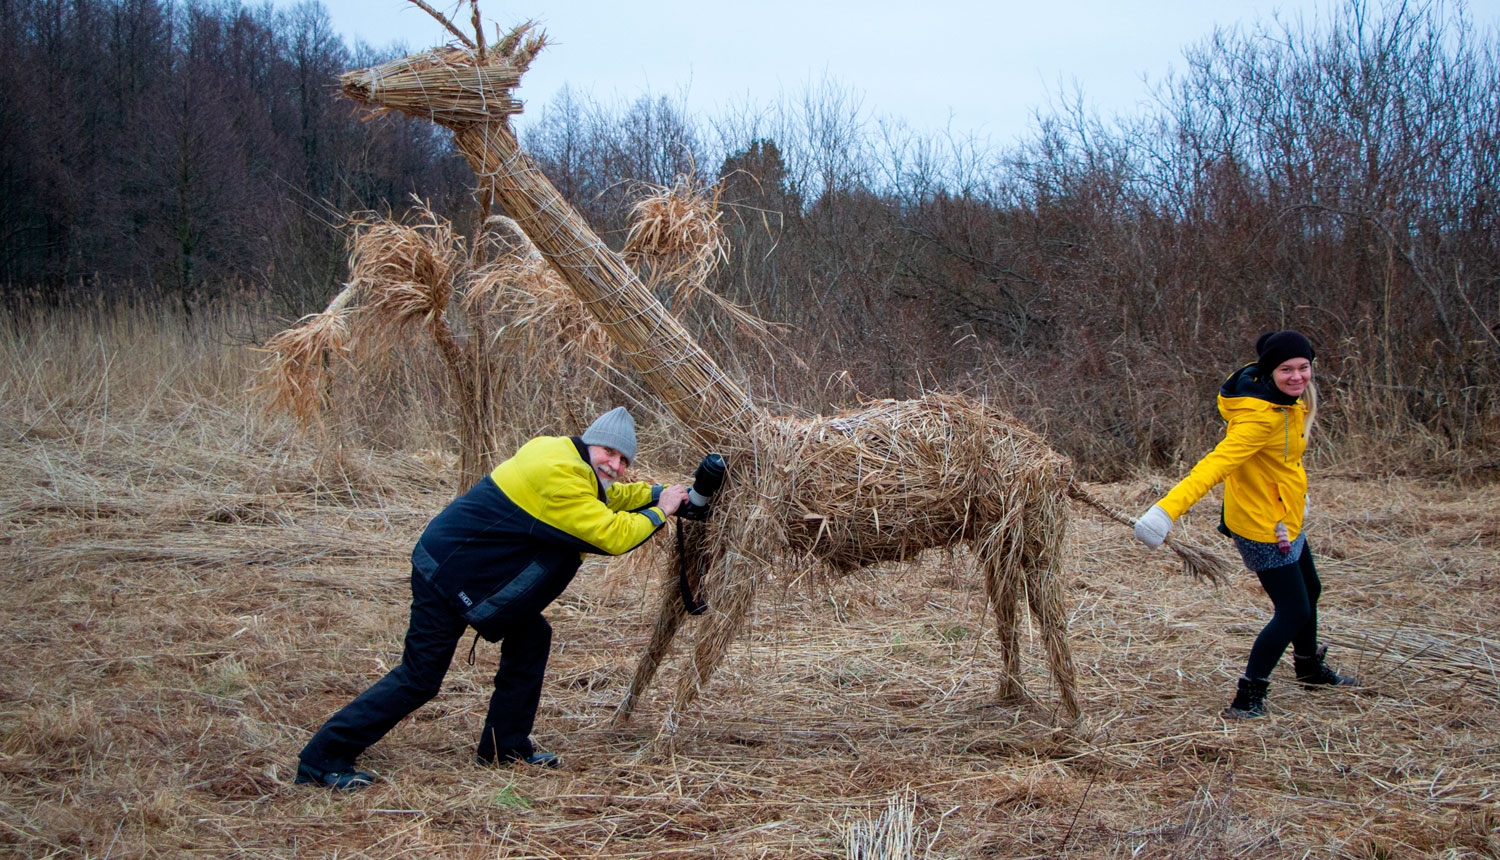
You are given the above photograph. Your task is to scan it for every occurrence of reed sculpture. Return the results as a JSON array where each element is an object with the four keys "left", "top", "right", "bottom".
[{"left": 336, "top": 7, "right": 1228, "bottom": 734}]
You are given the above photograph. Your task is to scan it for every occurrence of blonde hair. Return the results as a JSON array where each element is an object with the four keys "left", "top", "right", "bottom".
[{"left": 1303, "top": 377, "right": 1318, "bottom": 440}]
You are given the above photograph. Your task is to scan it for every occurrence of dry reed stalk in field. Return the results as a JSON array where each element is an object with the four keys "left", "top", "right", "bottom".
[
  {"left": 257, "top": 302, "right": 352, "bottom": 425},
  {"left": 623, "top": 174, "right": 728, "bottom": 309},
  {"left": 336, "top": 8, "right": 1231, "bottom": 734}
]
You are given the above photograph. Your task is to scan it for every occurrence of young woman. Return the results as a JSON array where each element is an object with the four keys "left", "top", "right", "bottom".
[{"left": 1133, "top": 330, "right": 1356, "bottom": 718}]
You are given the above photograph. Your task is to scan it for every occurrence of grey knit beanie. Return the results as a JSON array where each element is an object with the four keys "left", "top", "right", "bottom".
[{"left": 581, "top": 407, "right": 638, "bottom": 463}]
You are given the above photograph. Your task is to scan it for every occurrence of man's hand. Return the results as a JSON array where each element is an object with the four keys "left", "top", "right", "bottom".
[
  {"left": 1133, "top": 504, "right": 1173, "bottom": 548},
  {"left": 658, "top": 484, "right": 690, "bottom": 517}
]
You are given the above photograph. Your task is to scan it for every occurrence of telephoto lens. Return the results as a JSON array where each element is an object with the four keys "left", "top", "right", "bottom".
[{"left": 679, "top": 453, "right": 726, "bottom": 520}]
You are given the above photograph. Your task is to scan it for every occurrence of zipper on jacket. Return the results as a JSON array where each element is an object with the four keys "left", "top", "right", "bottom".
[{"left": 1280, "top": 407, "right": 1290, "bottom": 461}]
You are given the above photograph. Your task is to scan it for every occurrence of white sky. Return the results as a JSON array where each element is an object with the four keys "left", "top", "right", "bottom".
[{"left": 312, "top": 0, "right": 1500, "bottom": 145}]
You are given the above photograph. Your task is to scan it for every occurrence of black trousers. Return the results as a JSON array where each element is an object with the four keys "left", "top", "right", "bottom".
[
  {"left": 299, "top": 568, "right": 552, "bottom": 771},
  {"left": 1244, "top": 546, "right": 1322, "bottom": 680}
]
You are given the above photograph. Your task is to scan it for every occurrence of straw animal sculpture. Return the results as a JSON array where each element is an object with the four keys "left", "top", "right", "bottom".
[{"left": 338, "top": 7, "right": 1230, "bottom": 733}]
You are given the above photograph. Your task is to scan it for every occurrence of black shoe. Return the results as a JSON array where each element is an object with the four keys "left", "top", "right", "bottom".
[
  {"left": 294, "top": 761, "right": 375, "bottom": 790},
  {"left": 477, "top": 750, "right": 561, "bottom": 769},
  {"left": 1294, "top": 645, "right": 1358, "bottom": 687},
  {"left": 518, "top": 751, "right": 560, "bottom": 769},
  {"left": 1222, "top": 676, "right": 1270, "bottom": 719}
]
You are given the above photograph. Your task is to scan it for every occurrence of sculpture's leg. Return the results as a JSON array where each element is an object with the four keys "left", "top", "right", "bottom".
[
  {"left": 613, "top": 567, "right": 688, "bottom": 727},
  {"left": 980, "top": 523, "right": 1027, "bottom": 703},
  {"left": 655, "top": 550, "right": 759, "bottom": 742},
  {"left": 1023, "top": 496, "right": 1081, "bottom": 719}
]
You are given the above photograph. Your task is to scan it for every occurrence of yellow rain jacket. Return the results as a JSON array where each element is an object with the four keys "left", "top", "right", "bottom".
[
  {"left": 1158, "top": 364, "right": 1309, "bottom": 543},
  {"left": 490, "top": 435, "right": 665, "bottom": 554},
  {"left": 412, "top": 435, "right": 667, "bottom": 640}
]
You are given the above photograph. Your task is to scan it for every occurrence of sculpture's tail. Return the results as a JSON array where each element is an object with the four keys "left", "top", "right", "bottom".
[{"left": 1067, "top": 484, "right": 1230, "bottom": 586}]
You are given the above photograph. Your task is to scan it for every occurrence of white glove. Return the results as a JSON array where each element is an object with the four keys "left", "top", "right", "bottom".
[{"left": 1133, "top": 504, "right": 1173, "bottom": 548}]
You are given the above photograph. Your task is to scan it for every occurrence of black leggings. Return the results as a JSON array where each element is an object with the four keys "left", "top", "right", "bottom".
[{"left": 1244, "top": 546, "right": 1322, "bottom": 680}]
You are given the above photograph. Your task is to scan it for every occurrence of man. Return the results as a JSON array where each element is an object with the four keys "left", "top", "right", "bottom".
[{"left": 296, "top": 407, "right": 690, "bottom": 789}]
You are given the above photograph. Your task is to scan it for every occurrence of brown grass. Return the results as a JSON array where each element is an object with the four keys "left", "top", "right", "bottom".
[{"left": 3, "top": 303, "right": 1497, "bottom": 858}]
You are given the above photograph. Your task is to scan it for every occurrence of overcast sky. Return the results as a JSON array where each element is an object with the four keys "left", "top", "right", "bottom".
[{"left": 310, "top": 0, "right": 1500, "bottom": 145}]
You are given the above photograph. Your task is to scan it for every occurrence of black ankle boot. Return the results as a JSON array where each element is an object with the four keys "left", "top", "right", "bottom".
[
  {"left": 1222, "top": 676, "right": 1270, "bottom": 719},
  {"left": 1294, "top": 645, "right": 1358, "bottom": 687}
]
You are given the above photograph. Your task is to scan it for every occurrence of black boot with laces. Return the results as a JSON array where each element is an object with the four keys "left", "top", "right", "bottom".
[
  {"left": 1222, "top": 676, "right": 1270, "bottom": 719},
  {"left": 1294, "top": 645, "right": 1358, "bottom": 688}
]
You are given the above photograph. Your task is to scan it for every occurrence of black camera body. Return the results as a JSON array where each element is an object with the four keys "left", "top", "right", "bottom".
[{"left": 677, "top": 453, "right": 726, "bottom": 521}]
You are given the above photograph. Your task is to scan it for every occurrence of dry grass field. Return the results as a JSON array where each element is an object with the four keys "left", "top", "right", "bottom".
[{"left": 2, "top": 306, "right": 1497, "bottom": 859}]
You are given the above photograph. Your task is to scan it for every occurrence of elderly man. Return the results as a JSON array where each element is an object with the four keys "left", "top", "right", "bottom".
[{"left": 297, "top": 407, "right": 689, "bottom": 789}]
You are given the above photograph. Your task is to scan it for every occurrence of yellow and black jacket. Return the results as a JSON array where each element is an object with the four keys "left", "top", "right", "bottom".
[
  {"left": 412, "top": 436, "right": 667, "bottom": 640},
  {"left": 1158, "top": 364, "right": 1309, "bottom": 544}
]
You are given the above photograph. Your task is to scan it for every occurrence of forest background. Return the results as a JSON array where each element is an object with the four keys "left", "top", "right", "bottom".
[{"left": 3, "top": 0, "right": 1498, "bottom": 479}]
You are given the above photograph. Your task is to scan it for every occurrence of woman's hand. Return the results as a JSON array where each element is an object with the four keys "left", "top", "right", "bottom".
[{"left": 1133, "top": 505, "right": 1173, "bottom": 548}]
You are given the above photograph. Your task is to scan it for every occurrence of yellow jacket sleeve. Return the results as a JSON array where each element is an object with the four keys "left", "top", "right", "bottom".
[
  {"left": 537, "top": 474, "right": 665, "bottom": 555},
  {"left": 606, "top": 481, "right": 658, "bottom": 513},
  {"left": 1157, "top": 413, "right": 1277, "bottom": 521}
]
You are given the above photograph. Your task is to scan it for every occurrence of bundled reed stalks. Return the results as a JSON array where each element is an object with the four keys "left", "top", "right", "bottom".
[
  {"left": 257, "top": 300, "right": 352, "bottom": 425},
  {"left": 623, "top": 173, "right": 728, "bottom": 309},
  {"left": 846, "top": 792, "right": 926, "bottom": 860}
]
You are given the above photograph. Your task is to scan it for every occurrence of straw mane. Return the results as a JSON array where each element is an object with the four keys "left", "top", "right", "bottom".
[{"left": 335, "top": 7, "right": 1231, "bottom": 739}]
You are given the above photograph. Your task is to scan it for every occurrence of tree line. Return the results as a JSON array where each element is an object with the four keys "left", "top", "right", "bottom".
[
  {"left": 0, "top": 0, "right": 473, "bottom": 314},
  {"left": 3, "top": 0, "right": 1497, "bottom": 475}
]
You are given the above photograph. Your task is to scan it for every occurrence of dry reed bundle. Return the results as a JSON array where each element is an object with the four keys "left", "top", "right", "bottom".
[
  {"left": 1068, "top": 486, "right": 1227, "bottom": 585},
  {"left": 757, "top": 396, "right": 1071, "bottom": 573},
  {"left": 256, "top": 307, "right": 351, "bottom": 425},
  {"left": 345, "top": 208, "right": 461, "bottom": 333},
  {"left": 339, "top": 42, "right": 536, "bottom": 126},
  {"left": 846, "top": 792, "right": 926, "bottom": 860},
  {"left": 464, "top": 214, "right": 614, "bottom": 372},
  {"left": 623, "top": 174, "right": 728, "bottom": 308}
]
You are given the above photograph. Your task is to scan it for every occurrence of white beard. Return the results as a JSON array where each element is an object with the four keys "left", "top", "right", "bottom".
[{"left": 594, "top": 463, "right": 619, "bottom": 490}]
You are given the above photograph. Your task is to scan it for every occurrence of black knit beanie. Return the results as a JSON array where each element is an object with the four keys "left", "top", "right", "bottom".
[{"left": 1254, "top": 330, "right": 1315, "bottom": 376}]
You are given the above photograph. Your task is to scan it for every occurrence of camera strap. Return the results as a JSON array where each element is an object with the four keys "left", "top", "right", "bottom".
[{"left": 675, "top": 520, "right": 709, "bottom": 615}]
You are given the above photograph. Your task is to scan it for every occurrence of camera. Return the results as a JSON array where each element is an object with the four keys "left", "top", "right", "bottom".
[{"left": 677, "top": 453, "right": 726, "bottom": 521}]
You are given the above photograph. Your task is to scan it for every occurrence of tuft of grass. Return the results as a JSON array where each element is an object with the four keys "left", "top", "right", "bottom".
[{"left": 491, "top": 784, "right": 532, "bottom": 809}]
